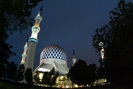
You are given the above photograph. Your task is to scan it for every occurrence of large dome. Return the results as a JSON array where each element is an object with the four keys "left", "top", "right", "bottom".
[
  {"left": 34, "top": 44, "right": 69, "bottom": 75},
  {"left": 40, "top": 44, "right": 67, "bottom": 61}
]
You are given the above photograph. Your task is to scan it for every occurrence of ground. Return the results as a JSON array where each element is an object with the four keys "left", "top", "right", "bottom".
[{"left": 0, "top": 78, "right": 133, "bottom": 89}]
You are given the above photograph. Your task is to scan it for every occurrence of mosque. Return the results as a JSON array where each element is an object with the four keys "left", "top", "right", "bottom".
[{"left": 20, "top": 6, "right": 76, "bottom": 88}]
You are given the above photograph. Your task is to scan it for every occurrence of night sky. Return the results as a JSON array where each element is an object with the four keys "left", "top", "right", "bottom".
[{"left": 7, "top": 0, "right": 133, "bottom": 69}]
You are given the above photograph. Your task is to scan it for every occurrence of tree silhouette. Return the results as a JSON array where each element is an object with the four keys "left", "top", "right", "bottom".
[
  {"left": 42, "top": 72, "right": 49, "bottom": 85},
  {"left": 0, "top": 63, "right": 6, "bottom": 78},
  {"left": 7, "top": 61, "right": 17, "bottom": 79},
  {"left": 97, "top": 58, "right": 107, "bottom": 79},
  {"left": 0, "top": 61, "right": 17, "bottom": 79},
  {"left": 25, "top": 68, "right": 33, "bottom": 84},
  {"left": 0, "top": 0, "right": 42, "bottom": 64},
  {"left": 87, "top": 64, "right": 97, "bottom": 85},
  {"left": 68, "top": 59, "right": 97, "bottom": 86},
  {"left": 92, "top": 0, "right": 133, "bottom": 83},
  {"left": 41, "top": 68, "right": 59, "bottom": 86},
  {"left": 51, "top": 71, "right": 59, "bottom": 85},
  {"left": 34, "top": 71, "right": 40, "bottom": 84},
  {"left": 17, "top": 64, "right": 25, "bottom": 82}
]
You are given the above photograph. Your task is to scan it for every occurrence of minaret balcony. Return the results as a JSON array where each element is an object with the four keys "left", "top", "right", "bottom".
[
  {"left": 35, "top": 16, "right": 42, "bottom": 21},
  {"left": 28, "top": 37, "right": 38, "bottom": 43},
  {"left": 32, "top": 26, "right": 40, "bottom": 33},
  {"left": 22, "top": 54, "right": 27, "bottom": 57}
]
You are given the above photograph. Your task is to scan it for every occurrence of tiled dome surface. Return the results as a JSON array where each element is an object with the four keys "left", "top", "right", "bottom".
[{"left": 40, "top": 44, "right": 67, "bottom": 61}]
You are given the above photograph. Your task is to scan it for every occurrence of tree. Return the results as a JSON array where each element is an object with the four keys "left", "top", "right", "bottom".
[
  {"left": 68, "top": 59, "right": 88, "bottom": 85},
  {"left": 68, "top": 59, "right": 97, "bottom": 86},
  {"left": 6, "top": 61, "right": 17, "bottom": 79},
  {"left": 41, "top": 68, "right": 59, "bottom": 86},
  {"left": 42, "top": 72, "right": 49, "bottom": 85},
  {"left": 25, "top": 68, "right": 33, "bottom": 84},
  {"left": 87, "top": 64, "right": 97, "bottom": 85},
  {"left": 17, "top": 64, "right": 25, "bottom": 82},
  {"left": 51, "top": 71, "right": 59, "bottom": 85},
  {"left": 96, "top": 58, "right": 107, "bottom": 79},
  {"left": 92, "top": 0, "right": 133, "bottom": 83},
  {"left": 0, "top": 61, "right": 17, "bottom": 79},
  {"left": 0, "top": 63, "right": 6, "bottom": 78},
  {"left": 0, "top": 0, "right": 42, "bottom": 63},
  {"left": 34, "top": 71, "right": 40, "bottom": 84}
]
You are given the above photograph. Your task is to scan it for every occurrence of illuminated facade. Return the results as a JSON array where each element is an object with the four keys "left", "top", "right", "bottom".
[
  {"left": 34, "top": 44, "right": 69, "bottom": 75},
  {"left": 33, "top": 44, "right": 72, "bottom": 88}
]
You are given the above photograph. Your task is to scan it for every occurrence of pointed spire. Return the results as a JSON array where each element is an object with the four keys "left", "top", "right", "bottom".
[
  {"left": 72, "top": 49, "right": 76, "bottom": 66},
  {"left": 73, "top": 49, "right": 75, "bottom": 55},
  {"left": 26, "top": 35, "right": 30, "bottom": 42},
  {"left": 39, "top": 5, "right": 43, "bottom": 16}
]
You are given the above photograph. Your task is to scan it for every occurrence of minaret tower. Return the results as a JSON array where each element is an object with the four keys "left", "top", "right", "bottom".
[
  {"left": 72, "top": 49, "right": 76, "bottom": 66},
  {"left": 99, "top": 42, "right": 106, "bottom": 67},
  {"left": 25, "top": 6, "right": 43, "bottom": 70},
  {"left": 98, "top": 42, "right": 105, "bottom": 60},
  {"left": 20, "top": 39, "right": 28, "bottom": 65}
]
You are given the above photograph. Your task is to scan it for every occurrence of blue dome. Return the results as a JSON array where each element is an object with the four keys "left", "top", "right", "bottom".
[{"left": 40, "top": 44, "right": 67, "bottom": 61}]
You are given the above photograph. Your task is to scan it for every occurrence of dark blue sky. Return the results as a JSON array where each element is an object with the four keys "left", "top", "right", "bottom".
[{"left": 7, "top": 0, "right": 132, "bottom": 69}]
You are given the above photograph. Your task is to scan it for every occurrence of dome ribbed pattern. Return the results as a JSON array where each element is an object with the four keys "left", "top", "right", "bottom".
[{"left": 40, "top": 44, "right": 67, "bottom": 61}]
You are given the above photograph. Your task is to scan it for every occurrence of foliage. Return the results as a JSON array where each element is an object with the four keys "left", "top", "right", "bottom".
[
  {"left": 87, "top": 64, "right": 97, "bottom": 85},
  {"left": 41, "top": 68, "right": 59, "bottom": 86},
  {"left": 6, "top": 61, "right": 17, "bottom": 79},
  {"left": 96, "top": 58, "right": 108, "bottom": 80},
  {"left": 92, "top": 0, "right": 133, "bottom": 82},
  {"left": 17, "top": 64, "right": 25, "bottom": 81},
  {"left": 0, "top": 0, "right": 42, "bottom": 63},
  {"left": 34, "top": 71, "right": 40, "bottom": 83},
  {"left": 51, "top": 71, "right": 59, "bottom": 85},
  {"left": 42, "top": 72, "right": 49, "bottom": 84},
  {"left": 0, "top": 63, "right": 6, "bottom": 78},
  {"left": 25, "top": 68, "right": 33, "bottom": 84},
  {"left": 0, "top": 61, "right": 17, "bottom": 79},
  {"left": 49, "top": 67, "right": 59, "bottom": 86},
  {"left": 68, "top": 59, "right": 97, "bottom": 85}
]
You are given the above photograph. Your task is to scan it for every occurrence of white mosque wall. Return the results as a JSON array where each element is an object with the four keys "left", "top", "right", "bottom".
[{"left": 40, "top": 58, "right": 67, "bottom": 66}]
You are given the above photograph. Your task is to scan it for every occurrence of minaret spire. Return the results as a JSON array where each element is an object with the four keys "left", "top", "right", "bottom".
[
  {"left": 39, "top": 5, "right": 43, "bottom": 16},
  {"left": 25, "top": 6, "right": 43, "bottom": 70},
  {"left": 72, "top": 49, "right": 76, "bottom": 66},
  {"left": 30, "top": 6, "right": 43, "bottom": 40},
  {"left": 73, "top": 49, "right": 75, "bottom": 56},
  {"left": 20, "top": 38, "right": 28, "bottom": 65}
]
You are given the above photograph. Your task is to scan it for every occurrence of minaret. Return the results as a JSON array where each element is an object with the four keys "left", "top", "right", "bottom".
[
  {"left": 98, "top": 42, "right": 105, "bottom": 60},
  {"left": 72, "top": 49, "right": 76, "bottom": 66},
  {"left": 20, "top": 39, "right": 28, "bottom": 65},
  {"left": 25, "top": 6, "right": 43, "bottom": 70}
]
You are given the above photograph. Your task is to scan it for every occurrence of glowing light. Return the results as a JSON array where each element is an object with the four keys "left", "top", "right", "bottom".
[
  {"left": 66, "top": 85, "right": 69, "bottom": 88},
  {"left": 39, "top": 73, "right": 43, "bottom": 80},
  {"left": 38, "top": 68, "right": 50, "bottom": 72},
  {"left": 100, "top": 48, "right": 104, "bottom": 59},
  {"left": 99, "top": 42, "right": 104, "bottom": 47},
  {"left": 99, "top": 42, "right": 105, "bottom": 60},
  {"left": 74, "top": 84, "right": 78, "bottom": 88}
]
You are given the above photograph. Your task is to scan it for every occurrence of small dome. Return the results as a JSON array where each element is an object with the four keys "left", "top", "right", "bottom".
[{"left": 40, "top": 44, "right": 67, "bottom": 61}]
